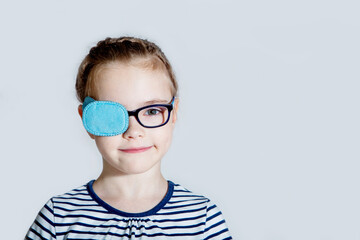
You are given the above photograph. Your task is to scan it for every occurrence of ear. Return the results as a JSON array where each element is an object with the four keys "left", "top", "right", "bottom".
[
  {"left": 171, "top": 98, "right": 179, "bottom": 124},
  {"left": 77, "top": 104, "right": 83, "bottom": 118},
  {"left": 78, "top": 104, "right": 95, "bottom": 139}
]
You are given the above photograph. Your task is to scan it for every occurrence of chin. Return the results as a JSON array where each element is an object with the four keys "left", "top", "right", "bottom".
[
  {"left": 121, "top": 164, "right": 158, "bottom": 175},
  {"left": 117, "top": 157, "right": 162, "bottom": 175},
  {"left": 102, "top": 151, "right": 164, "bottom": 175}
]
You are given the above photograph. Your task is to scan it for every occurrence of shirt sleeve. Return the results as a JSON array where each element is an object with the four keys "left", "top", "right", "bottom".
[
  {"left": 25, "top": 199, "right": 56, "bottom": 240},
  {"left": 203, "top": 200, "right": 232, "bottom": 240}
]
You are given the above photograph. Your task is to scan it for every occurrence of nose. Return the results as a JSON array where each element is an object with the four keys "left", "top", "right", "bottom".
[{"left": 122, "top": 116, "right": 144, "bottom": 139}]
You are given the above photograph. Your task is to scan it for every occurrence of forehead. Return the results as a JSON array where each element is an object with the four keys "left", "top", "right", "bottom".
[{"left": 94, "top": 62, "right": 172, "bottom": 108}]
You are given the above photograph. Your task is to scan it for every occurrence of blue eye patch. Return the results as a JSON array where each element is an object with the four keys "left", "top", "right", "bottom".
[{"left": 82, "top": 97, "right": 129, "bottom": 136}]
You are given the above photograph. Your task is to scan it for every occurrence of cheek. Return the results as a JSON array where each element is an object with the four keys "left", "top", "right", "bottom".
[
  {"left": 153, "top": 125, "right": 174, "bottom": 150},
  {"left": 94, "top": 136, "right": 118, "bottom": 154}
]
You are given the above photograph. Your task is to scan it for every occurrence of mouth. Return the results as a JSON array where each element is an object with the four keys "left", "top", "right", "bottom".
[{"left": 119, "top": 146, "right": 153, "bottom": 154}]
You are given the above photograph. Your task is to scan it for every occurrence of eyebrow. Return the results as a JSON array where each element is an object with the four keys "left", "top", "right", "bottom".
[{"left": 143, "top": 98, "right": 171, "bottom": 105}]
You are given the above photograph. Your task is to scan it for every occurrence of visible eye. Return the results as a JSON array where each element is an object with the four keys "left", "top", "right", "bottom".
[{"left": 144, "top": 108, "right": 162, "bottom": 116}]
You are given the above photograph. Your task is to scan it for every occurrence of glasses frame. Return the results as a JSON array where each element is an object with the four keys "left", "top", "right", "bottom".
[{"left": 127, "top": 97, "right": 175, "bottom": 128}]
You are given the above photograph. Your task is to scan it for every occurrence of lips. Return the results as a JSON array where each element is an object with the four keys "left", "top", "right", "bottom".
[{"left": 119, "top": 146, "right": 153, "bottom": 153}]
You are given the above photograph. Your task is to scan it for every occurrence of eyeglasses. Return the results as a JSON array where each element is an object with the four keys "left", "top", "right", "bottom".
[
  {"left": 127, "top": 98, "right": 175, "bottom": 128},
  {"left": 81, "top": 97, "right": 175, "bottom": 136}
]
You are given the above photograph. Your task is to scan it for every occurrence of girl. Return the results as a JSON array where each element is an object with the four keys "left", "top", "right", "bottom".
[{"left": 25, "top": 36, "right": 232, "bottom": 239}]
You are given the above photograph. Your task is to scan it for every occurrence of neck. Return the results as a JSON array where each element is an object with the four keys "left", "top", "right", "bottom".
[{"left": 93, "top": 161, "right": 167, "bottom": 200}]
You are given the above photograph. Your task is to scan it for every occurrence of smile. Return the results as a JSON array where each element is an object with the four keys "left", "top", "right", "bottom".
[{"left": 119, "top": 146, "right": 153, "bottom": 153}]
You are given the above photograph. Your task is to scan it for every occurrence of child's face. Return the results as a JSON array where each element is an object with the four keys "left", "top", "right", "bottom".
[{"left": 84, "top": 61, "right": 178, "bottom": 175}]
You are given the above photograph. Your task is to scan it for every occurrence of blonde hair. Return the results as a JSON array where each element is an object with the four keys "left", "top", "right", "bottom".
[{"left": 75, "top": 36, "right": 178, "bottom": 102}]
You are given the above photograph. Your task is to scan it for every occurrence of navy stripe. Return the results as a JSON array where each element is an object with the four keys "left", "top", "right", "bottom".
[
  {"left": 54, "top": 205, "right": 108, "bottom": 214},
  {"left": 29, "top": 228, "right": 48, "bottom": 240},
  {"left": 54, "top": 221, "right": 100, "bottom": 227},
  {"left": 204, "top": 228, "right": 230, "bottom": 240},
  {"left": 57, "top": 221, "right": 206, "bottom": 236},
  {"left": 162, "top": 200, "right": 207, "bottom": 209},
  {"left": 53, "top": 212, "right": 206, "bottom": 223},
  {"left": 207, "top": 204, "right": 216, "bottom": 212},
  {"left": 62, "top": 229, "right": 205, "bottom": 238},
  {"left": 53, "top": 213, "right": 122, "bottom": 221},
  {"left": 152, "top": 213, "right": 206, "bottom": 223},
  {"left": 54, "top": 196, "right": 93, "bottom": 201},
  {"left": 156, "top": 205, "right": 207, "bottom": 215},
  {"left": 52, "top": 200, "right": 99, "bottom": 207},
  {"left": 34, "top": 219, "right": 56, "bottom": 238},
  {"left": 172, "top": 194, "right": 205, "bottom": 198},
  {"left": 168, "top": 199, "right": 205, "bottom": 204},
  {"left": 44, "top": 204, "right": 54, "bottom": 215},
  {"left": 207, "top": 211, "right": 221, "bottom": 222},
  {"left": 69, "top": 186, "right": 87, "bottom": 192},
  {"left": 63, "top": 192, "right": 90, "bottom": 196},
  {"left": 55, "top": 220, "right": 202, "bottom": 229},
  {"left": 39, "top": 212, "right": 54, "bottom": 227},
  {"left": 205, "top": 219, "right": 226, "bottom": 232},
  {"left": 54, "top": 217, "right": 151, "bottom": 227},
  {"left": 173, "top": 189, "right": 191, "bottom": 193}
]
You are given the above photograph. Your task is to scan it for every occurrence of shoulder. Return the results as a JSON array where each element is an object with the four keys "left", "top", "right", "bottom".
[
  {"left": 169, "top": 181, "right": 214, "bottom": 210},
  {"left": 167, "top": 181, "right": 233, "bottom": 239},
  {"left": 25, "top": 181, "right": 98, "bottom": 239},
  {"left": 166, "top": 181, "right": 219, "bottom": 214},
  {"left": 171, "top": 181, "right": 209, "bottom": 201},
  {"left": 48, "top": 180, "right": 100, "bottom": 215},
  {"left": 52, "top": 181, "right": 90, "bottom": 200}
]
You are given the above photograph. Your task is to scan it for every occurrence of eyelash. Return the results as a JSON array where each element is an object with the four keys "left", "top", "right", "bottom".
[{"left": 146, "top": 108, "right": 159, "bottom": 115}]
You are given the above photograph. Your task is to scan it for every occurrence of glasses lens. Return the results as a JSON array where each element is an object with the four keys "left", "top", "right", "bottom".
[{"left": 138, "top": 106, "right": 169, "bottom": 127}]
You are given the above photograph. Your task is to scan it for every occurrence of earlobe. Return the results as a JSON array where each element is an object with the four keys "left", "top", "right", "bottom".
[{"left": 88, "top": 132, "right": 95, "bottom": 139}]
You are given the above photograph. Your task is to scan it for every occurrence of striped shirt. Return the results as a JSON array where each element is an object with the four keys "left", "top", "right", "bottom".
[{"left": 25, "top": 180, "right": 232, "bottom": 239}]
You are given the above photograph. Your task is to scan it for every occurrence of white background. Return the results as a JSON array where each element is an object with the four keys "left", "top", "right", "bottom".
[{"left": 1, "top": 1, "right": 359, "bottom": 239}]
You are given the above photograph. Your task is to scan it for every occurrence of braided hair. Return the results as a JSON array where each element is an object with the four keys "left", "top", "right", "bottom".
[{"left": 75, "top": 37, "right": 178, "bottom": 102}]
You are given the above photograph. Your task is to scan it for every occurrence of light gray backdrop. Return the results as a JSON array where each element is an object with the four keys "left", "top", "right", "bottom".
[{"left": 1, "top": 0, "right": 359, "bottom": 239}]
